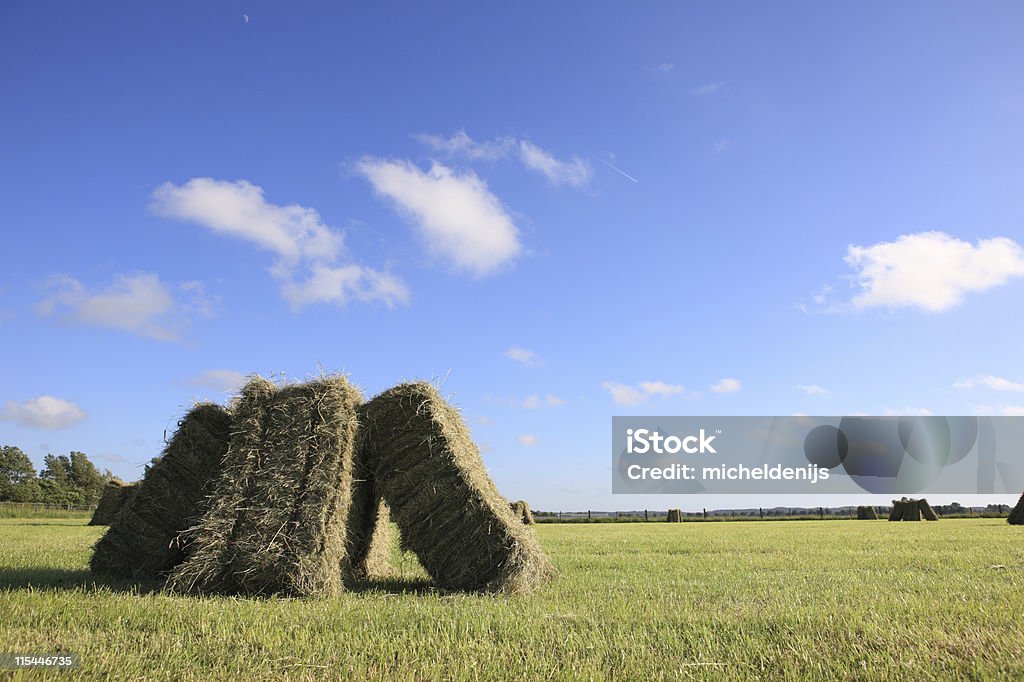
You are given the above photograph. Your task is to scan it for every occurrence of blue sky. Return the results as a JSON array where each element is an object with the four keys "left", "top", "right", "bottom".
[{"left": 2, "top": 2, "right": 1024, "bottom": 511}]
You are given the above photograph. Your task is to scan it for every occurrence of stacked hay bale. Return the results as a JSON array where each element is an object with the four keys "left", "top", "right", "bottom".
[
  {"left": 888, "top": 500, "right": 903, "bottom": 521},
  {"left": 666, "top": 509, "right": 683, "bottom": 523},
  {"left": 510, "top": 500, "right": 536, "bottom": 525},
  {"left": 167, "top": 376, "right": 364, "bottom": 597},
  {"left": 88, "top": 479, "right": 138, "bottom": 526},
  {"left": 856, "top": 506, "right": 878, "bottom": 520},
  {"left": 358, "top": 382, "right": 554, "bottom": 594},
  {"left": 90, "top": 403, "right": 232, "bottom": 578},
  {"left": 917, "top": 498, "right": 939, "bottom": 521},
  {"left": 1007, "top": 492, "right": 1024, "bottom": 525}
]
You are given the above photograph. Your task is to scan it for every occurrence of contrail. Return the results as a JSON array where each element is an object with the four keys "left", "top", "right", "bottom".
[{"left": 596, "top": 157, "right": 639, "bottom": 183}]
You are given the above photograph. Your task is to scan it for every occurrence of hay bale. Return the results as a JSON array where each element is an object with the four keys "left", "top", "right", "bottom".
[
  {"left": 888, "top": 500, "right": 904, "bottom": 521},
  {"left": 90, "top": 403, "right": 232, "bottom": 578},
  {"left": 348, "top": 498, "right": 395, "bottom": 582},
  {"left": 510, "top": 500, "right": 535, "bottom": 525},
  {"left": 167, "top": 376, "right": 362, "bottom": 597},
  {"left": 904, "top": 498, "right": 922, "bottom": 521},
  {"left": 358, "top": 382, "right": 554, "bottom": 593},
  {"left": 918, "top": 498, "right": 938, "bottom": 521},
  {"left": 1008, "top": 492, "right": 1024, "bottom": 525},
  {"left": 88, "top": 479, "right": 137, "bottom": 526},
  {"left": 666, "top": 508, "right": 683, "bottom": 523},
  {"left": 856, "top": 506, "right": 878, "bottom": 520}
]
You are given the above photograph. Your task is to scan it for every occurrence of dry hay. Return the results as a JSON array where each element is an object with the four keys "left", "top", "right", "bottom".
[
  {"left": 888, "top": 499, "right": 905, "bottom": 522},
  {"left": 1008, "top": 492, "right": 1024, "bottom": 525},
  {"left": 856, "top": 506, "right": 878, "bottom": 520},
  {"left": 358, "top": 382, "right": 555, "bottom": 594},
  {"left": 88, "top": 479, "right": 138, "bottom": 526},
  {"left": 510, "top": 500, "right": 535, "bottom": 525},
  {"left": 90, "top": 403, "right": 232, "bottom": 578},
  {"left": 666, "top": 509, "right": 683, "bottom": 523},
  {"left": 167, "top": 376, "right": 362, "bottom": 597},
  {"left": 917, "top": 498, "right": 938, "bottom": 521}
]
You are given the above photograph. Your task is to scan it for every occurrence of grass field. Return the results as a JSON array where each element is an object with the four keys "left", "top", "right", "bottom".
[{"left": 2, "top": 518, "right": 1023, "bottom": 680}]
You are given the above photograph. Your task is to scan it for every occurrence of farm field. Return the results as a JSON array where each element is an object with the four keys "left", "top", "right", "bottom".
[{"left": 1, "top": 518, "right": 1023, "bottom": 680}]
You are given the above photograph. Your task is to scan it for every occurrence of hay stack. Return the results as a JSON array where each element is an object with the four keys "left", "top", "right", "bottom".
[
  {"left": 666, "top": 509, "right": 683, "bottom": 523},
  {"left": 88, "top": 479, "right": 138, "bottom": 526},
  {"left": 917, "top": 498, "right": 938, "bottom": 521},
  {"left": 358, "top": 382, "right": 554, "bottom": 593},
  {"left": 510, "top": 500, "right": 535, "bottom": 525},
  {"left": 167, "top": 376, "right": 363, "bottom": 597},
  {"left": 90, "top": 403, "right": 232, "bottom": 578},
  {"left": 1007, "top": 492, "right": 1024, "bottom": 525},
  {"left": 856, "top": 506, "right": 878, "bottom": 520},
  {"left": 904, "top": 499, "right": 922, "bottom": 521}
]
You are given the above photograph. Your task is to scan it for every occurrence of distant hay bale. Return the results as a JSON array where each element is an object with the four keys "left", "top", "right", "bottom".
[
  {"left": 359, "top": 382, "right": 555, "bottom": 593},
  {"left": 666, "top": 509, "right": 683, "bottom": 523},
  {"left": 88, "top": 479, "right": 138, "bottom": 526},
  {"left": 917, "top": 498, "right": 938, "bottom": 521},
  {"left": 510, "top": 500, "right": 535, "bottom": 525},
  {"left": 167, "top": 376, "right": 362, "bottom": 597},
  {"left": 904, "top": 499, "right": 922, "bottom": 521},
  {"left": 888, "top": 499, "right": 904, "bottom": 522},
  {"left": 856, "top": 506, "right": 878, "bottom": 520},
  {"left": 1008, "top": 492, "right": 1024, "bottom": 525},
  {"left": 90, "top": 403, "right": 232, "bottom": 578}
]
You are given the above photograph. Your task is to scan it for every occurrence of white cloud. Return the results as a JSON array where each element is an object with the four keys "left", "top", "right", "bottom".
[
  {"left": 189, "top": 369, "right": 248, "bottom": 393},
  {"left": 1, "top": 396, "right": 86, "bottom": 429},
  {"left": 953, "top": 375, "right": 1024, "bottom": 392},
  {"left": 845, "top": 232, "right": 1024, "bottom": 312},
  {"left": 711, "top": 378, "right": 742, "bottom": 394},
  {"left": 796, "top": 384, "right": 830, "bottom": 396},
  {"left": 151, "top": 178, "right": 341, "bottom": 265},
  {"left": 504, "top": 347, "right": 541, "bottom": 367},
  {"left": 357, "top": 158, "right": 522, "bottom": 276},
  {"left": 655, "top": 63, "right": 675, "bottom": 73},
  {"left": 518, "top": 141, "right": 592, "bottom": 188},
  {"left": 37, "top": 273, "right": 204, "bottom": 342},
  {"left": 517, "top": 434, "right": 539, "bottom": 446},
  {"left": 412, "top": 130, "right": 515, "bottom": 161},
  {"left": 973, "top": 404, "right": 1024, "bottom": 416},
  {"left": 280, "top": 264, "right": 409, "bottom": 309},
  {"left": 638, "top": 381, "right": 685, "bottom": 396},
  {"left": 603, "top": 380, "right": 690, "bottom": 405},
  {"left": 883, "top": 406, "right": 934, "bottom": 416},
  {"left": 712, "top": 138, "right": 734, "bottom": 155},
  {"left": 151, "top": 178, "right": 404, "bottom": 309},
  {"left": 522, "top": 394, "right": 566, "bottom": 409},
  {"left": 692, "top": 82, "right": 725, "bottom": 96}
]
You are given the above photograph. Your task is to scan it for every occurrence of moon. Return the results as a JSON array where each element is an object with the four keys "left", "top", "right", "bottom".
[{"left": 243, "top": 14, "right": 249, "bottom": 23}]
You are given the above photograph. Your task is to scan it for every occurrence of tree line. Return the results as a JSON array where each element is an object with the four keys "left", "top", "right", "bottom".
[{"left": 0, "top": 445, "right": 114, "bottom": 506}]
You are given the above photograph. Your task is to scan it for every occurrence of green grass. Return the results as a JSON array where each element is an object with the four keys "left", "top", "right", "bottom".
[{"left": 1, "top": 518, "right": 1023, "bottom": 680}]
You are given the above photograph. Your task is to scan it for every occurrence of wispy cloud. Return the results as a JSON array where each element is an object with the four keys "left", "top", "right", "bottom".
[
  {"left": 151, "top": 178, "right": 406, "bottom": 309},
  {"left": 796, "top": 384, "right": 830, "bottom": 396},
  {"left": 37, "top": 272, "right": 209, "bottom": 342},
  {"left": 522, "top": 394, "right": 566, "bottom": 409},
  {"left": 412, "top": 130, "right": 515, "bottom": 160},
  {"left": 953, "top": 375, "right": 1024, "bottom": 392},
  {"left": 517, "top": 434, "right": 539, "bottom": 446},
  {"left": 712, "top": 138, "right": 734, "bottom": 155},
  {"left": 188, "top": 369, "right": 248, "bottom": 393},
  {"left": 655, "top": 63, "right": 675, "bottom": 73},
  {"left": 711, "top": 378, "right": 742, "bottom": 394},
  {"left": 972, "top": 404, "right": 1024, "bottom": 416},
  {"left": 843, "top": 232, "right": 1024, "bottom": 312},
  {"left": 692, "top": 82, "right": 725, "bottom": 96},
  {"left": 1, "top": 396, "right": 86, "bottom": 429},
  {"left": 357, "top": 158, "right": 521, "bottom": 276},
  {"left": 517, "top": 141, "right": 593, "bottom": 188},
  {"left": 597, "top": 157, "right": 639, "bottom": 183},
  {"left": 504, "top": 347, "right": 542, "bottom": 367},
  {"left": 603, "top": 381, "right": 690, "bottom": 405}
]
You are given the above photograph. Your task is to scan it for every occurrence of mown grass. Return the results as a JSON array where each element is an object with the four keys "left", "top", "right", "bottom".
[{"left": 1, "top": 518, "right": 1022, "bottom": 680}]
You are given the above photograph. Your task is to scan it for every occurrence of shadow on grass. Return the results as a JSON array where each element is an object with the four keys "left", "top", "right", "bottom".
[
  {"left": 347, "top": 577, "right": 436, "bottom": 596},
  {"left": 0, "top": 566, "right": 162, "bottom": 595},
  {"left": 0, "top": 520, "right": 93, "bottom": 527}
]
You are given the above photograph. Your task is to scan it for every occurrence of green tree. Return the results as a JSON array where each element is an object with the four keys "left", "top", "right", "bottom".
[
  {"left": 68, "top": 451, "right": 105, "bottom": 504},
  {"left": 0, "top": 445, "right": 38, "bottom": 502}
]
